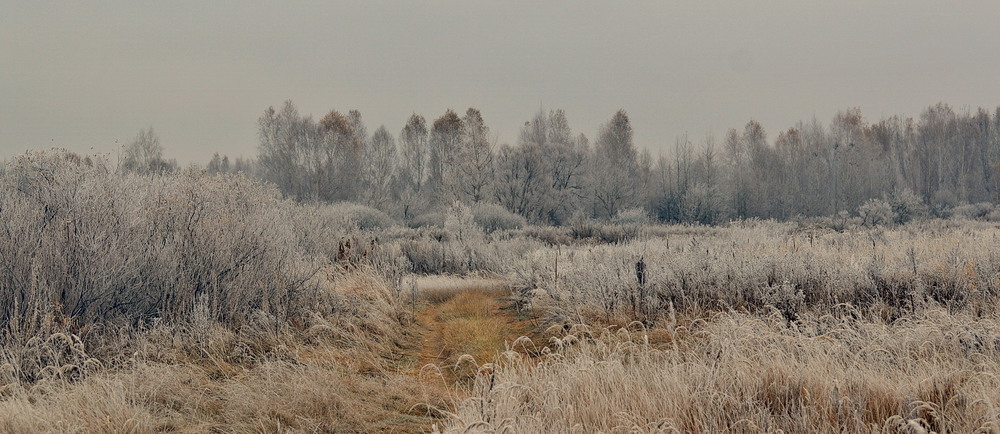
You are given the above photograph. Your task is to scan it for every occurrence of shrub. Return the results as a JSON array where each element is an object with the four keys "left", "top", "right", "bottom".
[
  {"left": 888, "top": 187, "right": 928, "bottom": 224},
  {"left": 949, "top": 202, "right": 994, "bottom": 220},
  {"left": 858, "top": 199, "right": 896, "bottom": 226},
  {"left": 0, "top": 151, "right": 320, "bottom": 329},
  {"left": 444, "top": 201, "right": 482, "bottom": 242},
  {"left": 520, "top": 225, "right": 573, "bottom": 245},
  {"left": 323, "top": 202, "right": 396, "bottom": 231},
  {"left": 408, "top": 212, "right": 445, "bottom": 228},
  {"left": 611, "top": 207, "right": 651, "bottom": 226},
  {"left": 471, "top": 203, "right": 526, "bottom": 233},
  {"left": 569, "top": 218, "right": 638, "bottom": 244}
]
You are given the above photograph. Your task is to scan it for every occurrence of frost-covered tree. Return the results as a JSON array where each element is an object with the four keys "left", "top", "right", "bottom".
[
  {"left": 364, "top": 125, "right": 397, "bottom": 210},
  {"left": 121, "top": 127, "right": 173, "bottom": 175},
  {"left": 494, "top": 143, "right": 547, "bottom": 219},
  {"left": 319, "top": 109, "right": 365, "bottom": 202},
  {"left": 428, "top": 110, "right": 464, "bottom": 204},
  {"left": 458, "top": 108, "right": 494, "bottom": 203},
  {"left": 399, "top": 113, "right": 430, "bottom": 220},
  {"left": 258, "top": 101, "right": 318, "bottom": 201},
  {"left": 593, "top": 110, "right": 639, "bottom": 218}
]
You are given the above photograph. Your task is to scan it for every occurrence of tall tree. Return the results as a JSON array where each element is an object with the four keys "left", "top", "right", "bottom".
[
  {"left": 258, "top": 101, "right": 320, "bottom": 201},
  {"left": 593, "top": 109, "right": 639, "bottom": 218},
  {"left": 364, "top": 125, "right": 397, "bottom": 209},
  {"left": 399, "top": 113, "right": 429, "bottom": 219},
  {"left": 121, "top": 127, "right": 172, "bottom": 175},
  {"left": 428, "top": 110, "right": 464, "bottom": 204},
  {"left": 319, "top": 109, "right": 365, "bottom": 202},
  {"left": 458, "top": 108, "right": 494, "bottom": 203}
]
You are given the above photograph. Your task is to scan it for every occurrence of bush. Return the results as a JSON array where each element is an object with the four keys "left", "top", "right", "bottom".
[
  {"left": 444, "top": 201, "right": 482, "bottom": 242},
  {"left": 471, "top": 203, "right": 526, "bottom": 233},
  {"left": 857, "top": 199, "right": 896, "bottom": 226},
  {"left": 930, "top": 189, "right": 960, "bottom": 217},
  {"left": 323, "top": 202, "right": 396, "bottom": 231},
  {"left": 569, "top": 218, "right": 636, "bottom": 244},
  {"left": 949, "top": 202, "right": 995, "bottom": 220},
  {"left": 520, "top": 225, "right": 573, "bottom": 245},
  {"left": 0, "top": 151, "right": 321, "bottom": 329},
  {"left": 888, "top": 187, "right": 928, "bottom": 224},
  {"left": 408, "top": 212, "right": 445, "bottom": 228},
  {"left": 611, "top": 207, "right": 651, "bottom": 226}
]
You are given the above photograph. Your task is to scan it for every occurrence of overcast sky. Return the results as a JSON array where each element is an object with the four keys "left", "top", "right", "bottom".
[{"left": 3, "top": 1, "right": 999, "bottom": 163}]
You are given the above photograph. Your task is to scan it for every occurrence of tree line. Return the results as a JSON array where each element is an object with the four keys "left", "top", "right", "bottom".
[{"left": 120, "top": 101, "right": 1000, "bottom": 225}]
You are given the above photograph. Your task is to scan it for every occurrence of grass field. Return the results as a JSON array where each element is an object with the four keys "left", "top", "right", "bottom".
[{"left": 4, "top": 153, "right": 1000, "bottom": 432}]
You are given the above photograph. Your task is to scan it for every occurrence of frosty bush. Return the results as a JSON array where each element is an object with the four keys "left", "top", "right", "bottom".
[
  {"left": 857, "top": 198, "right": 896, "bottom": 226},
  {"left": 444, "top": 201, "right": 481, "bottom": 242},
  {"left": 408, "top": 212, "right": 445, "bottom": 228},
  {"left": 471, "top": 202, "right": 526, "bottom": 233},
  {"left": 611, "top": 207, "right": 650, "bottom": 226},
  {"left": 323, "top": 202, "right": 396, "bottom": 231},
  {"left": 887, "top": 187, "right": 928, "bottom": 224},
  {"left": 508, "top": 220, "right": 1000, "bottom": 323},
  {"left": 949, "top": 202, "right": 994, "bottom": 220},
  {"left": 0, "top": 150, "right": 322, "bottom": 330}
]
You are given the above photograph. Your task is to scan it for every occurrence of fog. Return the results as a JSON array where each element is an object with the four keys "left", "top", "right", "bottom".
[{"left": 3, "top": 1, "right": 999, "bottom": 162}]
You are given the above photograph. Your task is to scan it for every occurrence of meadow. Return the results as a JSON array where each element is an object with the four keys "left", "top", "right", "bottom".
[{"left": 3, "top": 151, "right": 1000, "bottom": 432}]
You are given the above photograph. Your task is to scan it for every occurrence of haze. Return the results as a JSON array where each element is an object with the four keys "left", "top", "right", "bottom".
[{"left": 3, "top": 1, "right": 999, "bottom": 163}]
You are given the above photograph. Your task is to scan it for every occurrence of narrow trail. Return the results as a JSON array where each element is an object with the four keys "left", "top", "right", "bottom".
[{"left": 391, "top": 276, "right": 539, "bottom": 432}]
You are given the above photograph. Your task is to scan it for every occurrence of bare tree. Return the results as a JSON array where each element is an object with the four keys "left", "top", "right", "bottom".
[
  {"left": 319, "top": 109, "right": 364, "bottom": 202},
  {"left": 399, "top": 114, "right": 429, "bottom": 219},
  {"left": 428, "top": 110, "right": 464, "bottom": 205},
  {"left": 593, "top": 110, "right": 639, "bottom": 218},
  {"left": 121, "top": 127, "right": 172, "bottom": 175},
  {"left": 458, "top": 108, "right": 494, "bottom": 203},
  {"left": 364, "top": 125, "right": 397, "bottom": 209}
]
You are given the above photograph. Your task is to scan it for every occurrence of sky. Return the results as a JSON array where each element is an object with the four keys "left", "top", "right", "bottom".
[{"left": 3, "top": 1, "right": 1000, "bottom": 163}]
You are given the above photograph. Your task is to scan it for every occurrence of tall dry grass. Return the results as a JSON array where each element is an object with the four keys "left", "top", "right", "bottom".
[
  {"left": 445, "top": 308, "right": 1000, "bottom": 433},
  {"left": 0, "top": 270, "right": 436, "bottom": 433},
  {"left": 508, "top": 219, "right": 1000, "bottom": 324},
  {"left": 441, "top": 219, "right": 1000, "bottom": 432}
]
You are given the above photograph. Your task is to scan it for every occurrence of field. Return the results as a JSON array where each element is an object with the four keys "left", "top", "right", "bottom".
[{"left": 3, "top": 153, "right": 1000, "bottom": 433}]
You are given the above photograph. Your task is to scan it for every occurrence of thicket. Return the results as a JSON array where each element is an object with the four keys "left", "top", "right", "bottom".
[
  {"left": 507, "top": 220, "right": 1000, "bottom": 325},
  {"left": 0, "top": 151, "right": 418, "bottom": 388}
]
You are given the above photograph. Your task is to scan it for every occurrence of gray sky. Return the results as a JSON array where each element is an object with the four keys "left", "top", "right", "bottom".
[{"left": 3, "top": 1, "right": 999, "bottom": 163}]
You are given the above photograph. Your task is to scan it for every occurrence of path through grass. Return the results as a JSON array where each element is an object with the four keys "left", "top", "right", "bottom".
[{"left": 395, "top": 276, "right": 538, "bottom": 432}]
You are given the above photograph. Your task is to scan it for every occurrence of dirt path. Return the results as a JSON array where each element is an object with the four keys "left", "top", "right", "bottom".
[{"left": 392, "top": 276, "right": 538, "bottom": 431}]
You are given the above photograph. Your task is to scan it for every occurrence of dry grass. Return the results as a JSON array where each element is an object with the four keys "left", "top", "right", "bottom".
[
  {"left": 444, "top": 308, "right": 1000, "bottom": 433},
  {"left": 438, "top": 221, "right": 1000, "bottom": 432},
  {"left": 413, "top": 285, "right": 534, "bottom": 384},
  {"left": 9, "top": 151, "right": 1000, "bottom": 432},
  {"left": 509, "top": 219, "right": 1000, "bottom": 324},
  {"left": 0, "top": 270, "right": 449, "bottom": 433}
]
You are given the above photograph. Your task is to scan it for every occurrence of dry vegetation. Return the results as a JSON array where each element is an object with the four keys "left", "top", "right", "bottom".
[
  {"left": 6, "top": 150, "right": 1000, "bottom": 432},
  {"left": 444, "top": 222, "right": 1000, "bottom": 433}
]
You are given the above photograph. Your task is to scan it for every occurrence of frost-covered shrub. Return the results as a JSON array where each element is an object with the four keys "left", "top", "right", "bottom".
[
  {"left": 569, "top": 218, "right": 638, "bottom": 244},
  {"left": 408, "top": 212, "right": 445, "bottom": 228},
  {"left": 509, "top": 220, "right": 1000, "bottom": 323},
  {"left": 444, "top": 201, "right": 482, "bottom": 243},
  {"left": 520, "top": 225, "right": 573, "bottom": 245},
  {"left": 987, "top": 208, "right": 1000, "bottom": 222},
  {"left": 888, "top": 187, "right": 928, "bottom": 224},
  {"left": 857, "top": 199, "right": 896, "bottom": 226},
  {"left": 930, "top": 189, "right": 960, "bottom": 217},
  {"left": 949, "top": 202, "right": 994, "bottom": 220},
  {"left": 611, "top": 207, "right": 650, "bottom": 226},
  {"left": 0, "top": 151, "right": 322, "bottom": 329},
  {"left": 471, "top": 203, "right": 526, "bottom": 233},
  {"left": 323, "top": 202, "right": 396, "bottom": 231}
]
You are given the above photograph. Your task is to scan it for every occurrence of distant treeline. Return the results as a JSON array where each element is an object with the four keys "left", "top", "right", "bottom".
[{"left": 116, "top": 101, "right": 1000, "bottom": 225}]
